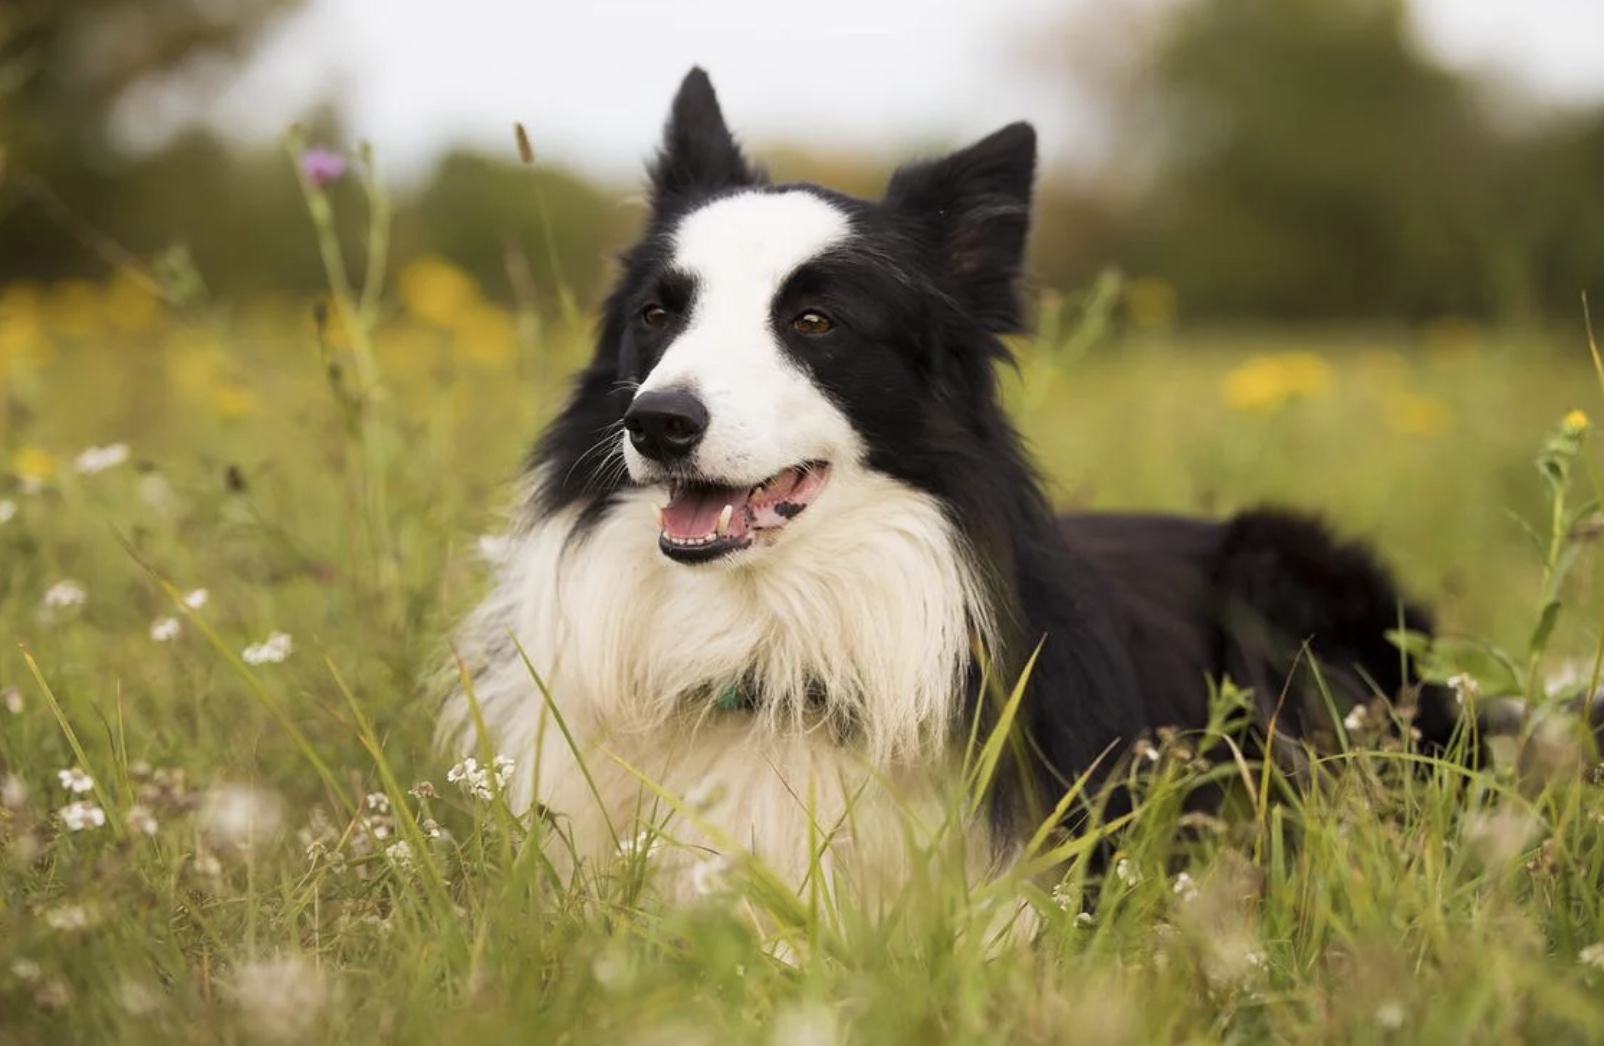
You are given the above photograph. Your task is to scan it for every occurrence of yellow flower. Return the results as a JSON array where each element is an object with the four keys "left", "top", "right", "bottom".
[
  {"left": 1219, "top": 351, "right": 1333, "bottom": 415},
  {"left": 1563, "top": 409, "right": 1590, "bottom": 435},
  {"left": 1385, "top": 392, "right": 1452, "bottom": 438},
  {"left": 102, "top": 270, "right": 163, "bottom": 334},
  {"left": 12, "top": 446, "right": 57, "bottom": 481},
  {"left": 399, "top": 256, "right": 481, "bottom": 328},
  {"left": 0, "top": 282, "right": 50, "bottom": 368},
  {"left": 1125, "top": 276, "right": 1179, "bottom": 333},
  {"left": 211, "top": 384, "right": 256, "bottom": 419},
  {"left": 450, "top": 302, "right": 518, "bottom": 371},
  {"left": 43, "top": 279, "right": 104, "bottom": 339}
]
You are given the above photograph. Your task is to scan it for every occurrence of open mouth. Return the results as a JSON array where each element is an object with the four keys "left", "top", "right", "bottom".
[{"left": 658, "top": 462, "right": 831, "bottom": 563}]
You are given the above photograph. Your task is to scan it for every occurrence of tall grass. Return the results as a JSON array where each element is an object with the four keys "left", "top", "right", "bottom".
[{"left": 1, "top": 152, "right": 1602, "bottom": 1044}]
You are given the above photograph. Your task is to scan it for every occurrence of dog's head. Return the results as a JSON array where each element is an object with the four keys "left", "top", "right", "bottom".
[{"left": 543, "top": 68, "right": 1037, "bottom": 566}]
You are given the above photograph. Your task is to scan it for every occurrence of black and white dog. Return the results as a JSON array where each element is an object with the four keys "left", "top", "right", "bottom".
[{"left": 442, "top": 69, "right": 1465, "bottom": 896}]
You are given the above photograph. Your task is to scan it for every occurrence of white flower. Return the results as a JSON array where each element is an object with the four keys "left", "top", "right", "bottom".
[
  {"left": 42, "top": 580, "right": 87, "bottom": 611},
  {"left": 242, "top": 632, "right": 293, "bottom": 665},
  {"left": 3, "top": 685, "right": 22, "bottom": 714},
  {"left": 1114, "top": 858, "right": 1142, "bottom": 886},
  {"left": 384, "top": 840, "right": 415, "bottom": 871},
  {"left": 691, "top": 854, "right": 733, "bottom": 896},
  {"left": 364, "top": 791, "right": 390, "bottom": 814},
  {"left": 1172, "top": 871, "right": 1199, "bottom": 903},
  {"left": 1374, "top": 1001, "right": 1407, "bottom": 1030},
  {"left": 445, "top": 755, "right": 515, "bottom": 801},
  {"left": 182, "top": 588, "right": 209, "bottom": 609},
  {"left": 2, "top": 773, "right": 28, "bottom": 809},
  {"left": 229, "top": 955, "right": 329, "bottom": 1043},
  {"left": 149, "top": 616, "right": 182, "bottom": 642},
  {"left": 1448, "top": 672, "right": 1482, "bottom": 706},
  {"left": 200, "top": 784, "right": 284, "bottom": 851},
  {"left": 59, "top": 801, "right": 106, "bottom": 831},
  {"left": 1074, "top": 911, "right": 1095, "bottom": 928},
  {"left": 1580, "top": 943, "right": 1604, "bottom": 971},
  {"left": 1343, "top": 705, "right": 1368, "bottom": 733},
  {"left": 44, "top": 903, "right": 101, "bottom": 932},
  {"left": 0, "top": 498, "right": 16, "bottom": 524},
  {"left": 57, "top": 767, "right": 94, "bottom": 794},
  {"left": 617, "top": 829, "right": 663, "bottom": 860},
  {"left": 10, "top": 958, "right": 41, "bottom": 982},
  {"left": 73, "top": 443, "right": 130, "bottom": 475},
  {"left": 126, "top": 805, "right": 159, "bottom": 836}
]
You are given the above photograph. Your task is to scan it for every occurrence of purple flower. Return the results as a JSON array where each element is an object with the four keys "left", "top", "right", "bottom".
[{"left": 299, "top": 148, "right": 347, "bottom": 188}]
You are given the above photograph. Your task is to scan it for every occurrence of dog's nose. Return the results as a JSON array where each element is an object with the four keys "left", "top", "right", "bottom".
[{"left": 624, "top": 388, "right": 709, "bottom": 463}]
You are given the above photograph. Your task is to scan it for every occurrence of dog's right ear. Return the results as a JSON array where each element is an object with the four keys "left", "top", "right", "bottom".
[{"left": 648, "top": 68, "right": 761, "bottom": 204}]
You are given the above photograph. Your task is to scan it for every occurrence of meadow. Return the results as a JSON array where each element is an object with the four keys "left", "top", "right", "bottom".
[{"left": 2, "top": 170, "right": 1604, "bottom": 1043}]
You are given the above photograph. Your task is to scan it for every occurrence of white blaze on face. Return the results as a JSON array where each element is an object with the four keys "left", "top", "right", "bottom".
[{"left": 626, "top": 191, "right": 861, "bottom": 484}]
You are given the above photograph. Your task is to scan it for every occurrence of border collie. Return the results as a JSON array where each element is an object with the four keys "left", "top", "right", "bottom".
[{"left": 441, "top": 68, "right": 1467, "bottom": 898}]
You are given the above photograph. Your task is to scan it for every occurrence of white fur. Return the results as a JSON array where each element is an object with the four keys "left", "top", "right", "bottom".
[
  {"left": 442, "top": 190, "right": 1005, "bottom": 899},
  {"left": 624, "top": 191, "right": 859, "bottom": 487},
  {"left": 444, "top": 468, "right": 999, "bottom": 897}
]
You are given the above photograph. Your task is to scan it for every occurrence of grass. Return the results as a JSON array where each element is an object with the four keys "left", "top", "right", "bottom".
[{"left": 3, "top": 172, "right": 1604, "bottom": 1043}]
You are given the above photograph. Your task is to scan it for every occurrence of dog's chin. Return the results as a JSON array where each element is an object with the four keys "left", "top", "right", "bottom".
[{"left": 651, "top": 461, "right": 832, "bottom": 565}]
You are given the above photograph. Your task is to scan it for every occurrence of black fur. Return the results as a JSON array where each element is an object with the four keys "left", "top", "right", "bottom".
[{"left": 523, "top": 68, "right": 1470, "bottom": 845}]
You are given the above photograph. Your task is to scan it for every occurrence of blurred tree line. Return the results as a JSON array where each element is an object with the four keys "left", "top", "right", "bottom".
[{"left": 1, "top": 0, "right": 1600, "bottom": 324}]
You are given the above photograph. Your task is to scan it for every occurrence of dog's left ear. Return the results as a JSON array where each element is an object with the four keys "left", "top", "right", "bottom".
[
  {"left": 649, "top": 67, "right": 762, "bottom": 205},
  {"left": 883, "top": 122, "right": 1036, "bottom": 333}
]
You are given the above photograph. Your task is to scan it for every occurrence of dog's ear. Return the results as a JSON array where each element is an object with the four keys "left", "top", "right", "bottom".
[
  {"left": 649, "top": 68, "right": 761, "bottom": 204},
  {"left": 883, "top": 123, "right": 1036, "bottom": 333}
]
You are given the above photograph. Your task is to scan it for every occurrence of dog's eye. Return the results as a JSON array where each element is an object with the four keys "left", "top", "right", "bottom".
[
  {"left": 641, "top": 304, "right": 670, "bottom": 329},
  {"left": 792, "top": 311, "right": 833, "bottom": 335}
]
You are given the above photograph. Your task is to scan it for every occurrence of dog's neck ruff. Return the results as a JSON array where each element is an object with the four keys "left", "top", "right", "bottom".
[{"left": 447, "top": 465, "right": 997, "bottom": 797}]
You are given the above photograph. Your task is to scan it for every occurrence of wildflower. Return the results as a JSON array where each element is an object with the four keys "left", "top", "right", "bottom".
[
  {"left": 1579, "top": 943, "right": 1604, "bottom": 971},
  {"left": 408, "top": 781, "right": 437, "bottom": 800},
  {"left": 2, "top": 774, "right": 27, "bottom": 808},
  {"left": 72, "top": 442, "right": 130, "bottom": 475},
  {"left": 12, "top": 446, "right": 56, "bottom": 488},
  {"left": 242, "top": 631, "right": 293, "bottom": 665},
  {"left": 1075, "top": 911, "right": 1095, "bottom": 928},
  {"left": 44, "top": 903, "right": 100, "bottom": 932},
  {"left": 1114, "top": 857, "right": 1141, "bottom": 887},
  {"left": 1172, "top": 871, "right": 1199, "bottom": 903},
  {"left": 364, "top": 791, "right": 390, "bottom": 814},
  {"left": 298, "top": 147, "right": 348, "bottom": 188},
  {"left": 1563, "top": 409, "right": 1591, "bottom": 436},
  {"left": 445, "top": 754, "right": 514, "bottom": 801},
  {"left": 1343, "top": 704, "right": 1368, "bottom": 733},
  {"left": 1374, "top": 1001, "right": 1407, "bottom": 1030},
  {"left": 59, "top": 801, "right": 106, "bottom": 831},
  {"left": 1447, "top": 673, "right": 1481, "bottom": 706},
  {"left": 183, "top": 588, "right": 209, "bottom": 609},
  {"left": 617, "top": 829, "right": 663, "bottom": 860},
  {"left": 3, "top": 685, "right": 22, "bottom": 714},
  {"left": 691, "top": 853, "right": 733, "bottom": 896},
  {"left": 421, "top": 818, "right": 445, "bottom": 840},
  {"left": 57, "top": 767, "right": 94, "bottom": 793},
  {"left": 42, "top": 580, "right": 87, "bottom": 611},
  {"left": 150, "top": 616, "right": 182, "bottom": 642},
  {"left": 769, "top": 1001, "right": 841, "bottom": 1046},
  {"left": 229, "top": 955, "right": 329, "bottom": 1043},
  {"left": 10, "top": 958, "right": 41, "bottom": 982},
  {"left": 0, "top": 498, "right": 15, "bottom": 524},
  {"left": 125, "top": 805, "right": 159, "bottom": 836},
  {"left": 384, "top": 839, "right": 415, "bottom": 871},
  {"left": 200, "top": 784, "right": 284, "bottom": 851}
]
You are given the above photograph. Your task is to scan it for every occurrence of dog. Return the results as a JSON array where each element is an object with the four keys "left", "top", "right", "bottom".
[{"left": 440, "top": 68, "right": 1470, "bottom": 899}]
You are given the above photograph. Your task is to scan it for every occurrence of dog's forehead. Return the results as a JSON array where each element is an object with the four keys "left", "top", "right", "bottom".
[{"left": 670, "top": 190, "right": 852, "bottom": 292}]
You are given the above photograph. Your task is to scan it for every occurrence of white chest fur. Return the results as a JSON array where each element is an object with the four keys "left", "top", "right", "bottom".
[{"left": 442, "top": 468, "right": 998, "bottom": 897}]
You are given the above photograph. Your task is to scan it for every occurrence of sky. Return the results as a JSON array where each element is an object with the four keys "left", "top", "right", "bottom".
[{"left": 158, "top": 0, "right": 1604, "bottom": 184}]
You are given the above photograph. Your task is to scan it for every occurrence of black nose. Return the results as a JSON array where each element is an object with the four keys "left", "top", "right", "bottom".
[{"left": 624, "top": 388, "right": 708, "bottom": 463}]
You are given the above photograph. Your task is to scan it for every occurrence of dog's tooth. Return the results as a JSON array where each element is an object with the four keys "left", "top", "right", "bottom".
[
  {"left": 751, "top": 483, "right": 765, "bottom": 502},
  {"left": 716, "top": 504, "right": 733, "bottom": 537}
]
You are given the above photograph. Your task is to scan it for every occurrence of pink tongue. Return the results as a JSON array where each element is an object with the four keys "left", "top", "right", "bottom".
[{"left": 663, "top": 483, "right": 748, "bottom": 539}]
